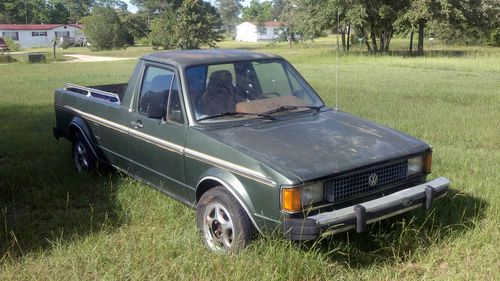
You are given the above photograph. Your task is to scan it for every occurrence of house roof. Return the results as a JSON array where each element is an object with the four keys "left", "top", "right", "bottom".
[
  {"left": 0, "top": 24, "right": 81, "bottom": 30},
  {"left": 260, "top": 21, "right": 284, "bottom": 27},
  {"left": 142, "top": 49, "right": 283, "bottom": 67}
]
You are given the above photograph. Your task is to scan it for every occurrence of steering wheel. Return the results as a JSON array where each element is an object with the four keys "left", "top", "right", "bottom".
[{"left": 257, "top": 92, "right": 281, "bottom": 99}]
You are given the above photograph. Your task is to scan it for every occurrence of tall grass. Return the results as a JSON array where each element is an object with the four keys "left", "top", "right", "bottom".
[{"left": 0, "top": 40, "right": 499, "bottom": 280}]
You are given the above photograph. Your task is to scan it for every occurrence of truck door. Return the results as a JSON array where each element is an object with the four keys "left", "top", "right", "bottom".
[{"left": 127, "top": 64, "right": 188, "bottom": 202}]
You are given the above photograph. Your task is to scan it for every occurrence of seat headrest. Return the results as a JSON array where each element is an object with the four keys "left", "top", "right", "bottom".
[{"left": 207, "top": 70, "right": 233, "bottom": 89}]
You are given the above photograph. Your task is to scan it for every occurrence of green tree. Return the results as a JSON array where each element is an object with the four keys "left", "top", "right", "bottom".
[
  {"left": 242, "top": 0, "right": 272, "bottom": 23},
  {"left": 149, "top": 8, "right": 178, "bottom": 49},
  {"left": 61, "top": 0, "right": 94, "bottom": 23},
  {"left": 0, "top": 0, "right": 50, "bottom": 24},
  {"left": 130, "top": 0, "right": 182, "bottom": 14},
  {"left": 296, "top": 0, "right": 409, "bottom": 52},
  {"left": 82, "top": 7, "right": 130, "bottom": 50},
  {"left": 149, "top": 0, "right": 223, "bottom": 50},
  {"left": 216, "top": 0, "right": 242, "bottom": 37},
  {"left": 47, "top": 1, "right": 71, "bottom": 23},
  {"left": 176, "top": 0, "right": 224, "bottom": 49},
  {"left": 119, "top": 10, "right": 150, "bottom": 41},
  {"left": 430, "top": 0, "right": 500, "bottom": 45},
  {"left": 271, "top": 0, "right": 286, "bottom": 20}
]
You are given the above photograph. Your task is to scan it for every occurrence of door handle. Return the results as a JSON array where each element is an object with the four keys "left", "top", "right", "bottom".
[{"left": 131, "top": 120, "right": 143, "bottom": 129}]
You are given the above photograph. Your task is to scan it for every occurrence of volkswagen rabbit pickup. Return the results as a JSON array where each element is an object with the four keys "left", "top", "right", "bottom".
[{"left": 53, "top": 50, "right": 450, "bottom": 253}]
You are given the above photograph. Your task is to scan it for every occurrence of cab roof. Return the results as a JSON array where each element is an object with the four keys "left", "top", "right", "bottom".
[{"left": 141, "top": 49, "right": 283, "bottom": 67}]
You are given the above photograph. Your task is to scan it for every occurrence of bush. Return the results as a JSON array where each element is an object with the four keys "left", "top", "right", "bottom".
[
  {"left": 3, "top": 37, "right": 21, "bottom": 51},
  {"left": 60, "top": 41, "right": 72, "bottom": 49},
  {"left": 488, "top": 29, "right": 500, "bottom": 47},
  {"left": 0, "top": 53, "right": 17, "bottom": 63},
  {"left": 82, "top": 7, "right": 130, "bottom": 51},
  {"left": 136, "top": 37, "right": 151, "bottom": 46}
]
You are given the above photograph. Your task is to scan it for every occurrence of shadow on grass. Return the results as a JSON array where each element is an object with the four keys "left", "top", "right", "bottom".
[
  {"left": 300, "top": 188, "right": 487, "bottom": 268},
  {"left": 0, "top": 105, "right": 126, "bottom": 261}
]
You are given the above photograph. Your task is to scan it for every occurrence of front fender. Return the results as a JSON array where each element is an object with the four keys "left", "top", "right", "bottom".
[{"left": 196, "top": 167, "right": 262, "bottom": 233}]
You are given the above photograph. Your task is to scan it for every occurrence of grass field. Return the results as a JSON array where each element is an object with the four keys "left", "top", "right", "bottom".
[{"left": 0, "top": 39, "right": 499, "bottom": 280}]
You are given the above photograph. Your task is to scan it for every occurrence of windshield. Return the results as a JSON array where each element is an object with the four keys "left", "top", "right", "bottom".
[{"left": 185, "top": 59, "right": 324, "bottom": 122}]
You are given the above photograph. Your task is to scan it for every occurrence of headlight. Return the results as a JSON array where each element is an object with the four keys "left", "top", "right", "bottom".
[
  {"left": 281, "top": 182, "right": 324, "bottom": 212},
  {"left": 408, "top": 156, "right": 423, "bottom": 176},
  {"left": 300, "top": 182, "right": 324, "bottom": 207}
]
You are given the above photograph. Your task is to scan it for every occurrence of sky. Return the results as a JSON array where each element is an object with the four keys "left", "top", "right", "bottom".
[{"left": 123, "top": 0, "right": 254, "bottom": 13}]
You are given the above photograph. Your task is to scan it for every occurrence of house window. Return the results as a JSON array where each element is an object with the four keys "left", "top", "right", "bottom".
[
  {"left": 55, "top": 31, "right": 70, "bottom": 38},
  {"left": 2, "top": 31, "right": 19, "bottom": 41},
  {"left": 258, "top": 27, "right": 267, "bottom": 36},
  {"left": 32, "top": 31, "right": 47, "bottom": 37},
  {"left": 273, "top": 28, "right": 280, "bottom": 36}
]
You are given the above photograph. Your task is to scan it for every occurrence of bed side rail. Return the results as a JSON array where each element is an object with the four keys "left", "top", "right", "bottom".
[{"left": 64, "top": 83, "right": 121, "bottom": 104}]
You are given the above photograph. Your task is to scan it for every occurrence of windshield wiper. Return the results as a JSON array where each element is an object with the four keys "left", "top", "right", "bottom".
[
  {"left": 260, "top": 105, "right": 325, "bottom": 116},
  {"left": 197, "top": 111, "right": 275, "bottom": 122}
]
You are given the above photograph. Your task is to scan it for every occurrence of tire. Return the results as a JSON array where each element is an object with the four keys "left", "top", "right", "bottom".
[
  {"left": 72, "top": 131, "right": 96, "bottom": 172},
  {"left": 196, "top": 186, "right": 254, "bottom": 254}
]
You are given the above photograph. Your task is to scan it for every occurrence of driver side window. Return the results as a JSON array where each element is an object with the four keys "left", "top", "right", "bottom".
[{"left": 138, "top": 67, "right": 174, "bottom": 119}]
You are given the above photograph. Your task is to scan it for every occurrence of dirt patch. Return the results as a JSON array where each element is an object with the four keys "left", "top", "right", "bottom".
[{"left": 63, "top": 54, "right": 135, "bottom": 63}]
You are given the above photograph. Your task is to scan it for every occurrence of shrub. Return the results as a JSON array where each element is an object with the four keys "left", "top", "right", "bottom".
[
  {"left": 136, "top": 37, "right": 151, "bottom": 46},
  {"left": 3, "top": 37, "right": 21, "bottom": 51},
  {"left": 60, "top": 41, "right": 72, "bottom": 49},
  {"left": 82, "top": 7, "right": 130, "bottom": 51},
  {"left": 488, "top": 29, "right": 500, "bottom": 47},
  {"left": 0, "top": 53, "right": 17, "bottom": 63}
]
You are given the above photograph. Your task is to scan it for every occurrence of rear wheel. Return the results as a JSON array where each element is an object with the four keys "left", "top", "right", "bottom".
[
  {"left": 72, "top": 131, "right": 96, "bottom": 172},
  {"left": 196, "top": 186, "right": 254, "bottom": 254}
]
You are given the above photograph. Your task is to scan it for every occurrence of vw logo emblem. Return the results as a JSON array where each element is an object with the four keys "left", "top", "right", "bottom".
[{"left": 368, "top": 173, "right": 378, "bottom": 187}]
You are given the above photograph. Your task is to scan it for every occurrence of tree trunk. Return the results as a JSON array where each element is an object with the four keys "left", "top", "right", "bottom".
[
  {"left": 409, "top": 30, "right": 414, "bottom": 55},
  {"left": 370, "top": 31, "right": 378, "bottom": 52},
  {"left": 346, "top": 25, "right": 350, "bottom": 51},
  {"left": 385, "top": 31, "right": 392, "bottom": 51},
  {"left": 417, "top": 21, "right": 425, "bottom": 55},
  {"left": 341, "top": 31, "right": 346, "bottom": 51},
  {"left": 380, "top": 32, "right": 385, "bottom": 52},
  {"left": 359, "top": 27, "right": 372, "bottom": 52}
]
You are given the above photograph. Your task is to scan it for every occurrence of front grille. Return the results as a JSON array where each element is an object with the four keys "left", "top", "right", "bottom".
[{"left": 325, "top": 160, "right": 408, "bottom": 202}]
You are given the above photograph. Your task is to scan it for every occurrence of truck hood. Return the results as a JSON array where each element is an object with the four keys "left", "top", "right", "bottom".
[{"left": 202, "top": 110, "right": 429, "bottom": 182}]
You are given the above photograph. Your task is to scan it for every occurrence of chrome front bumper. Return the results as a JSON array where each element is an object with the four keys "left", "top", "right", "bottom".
[{"left": 283, "top": 177, "right": 450, "bottom": 240}]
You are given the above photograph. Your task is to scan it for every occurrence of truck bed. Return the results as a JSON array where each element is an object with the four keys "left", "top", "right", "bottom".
[{"left": 64, "top": 83, "right": 128, "bottom": 104}]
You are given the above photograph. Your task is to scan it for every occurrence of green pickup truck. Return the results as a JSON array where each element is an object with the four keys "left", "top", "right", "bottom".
[{"left": 54, "top": 49, "right": 450, "bottom": 253}]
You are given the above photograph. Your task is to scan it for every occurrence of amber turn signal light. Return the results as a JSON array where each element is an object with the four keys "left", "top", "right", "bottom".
[
  {"left": 282, "top": 187, "right": 301, "bottom": 212},
  {"left": 424, "top": 151, "right": 432, "bottom": 174}
]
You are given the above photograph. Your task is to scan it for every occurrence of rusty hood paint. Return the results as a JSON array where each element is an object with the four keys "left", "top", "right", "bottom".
[{"left": 200, "top": 110, "right": 430, "bottom": 182}]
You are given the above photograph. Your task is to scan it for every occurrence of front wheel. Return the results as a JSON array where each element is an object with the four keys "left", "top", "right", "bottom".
[{"left": 196, "top": 186, "right": 254, "bottom": 254}]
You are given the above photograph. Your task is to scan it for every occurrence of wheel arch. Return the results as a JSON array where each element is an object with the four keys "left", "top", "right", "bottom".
[
  {"left": 195, "top": 170, "right": 262, "bottom": 234},
  {"left": 69, "top": 117, "right": 98, "bottom": 159}
]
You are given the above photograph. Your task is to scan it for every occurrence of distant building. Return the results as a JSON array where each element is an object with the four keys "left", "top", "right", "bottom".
[
  {"left": 235, "top": 21, "right": 284, "bottom": 42},
  {"left": 0, "top": 24, "right": 83, "bottom": 49}
]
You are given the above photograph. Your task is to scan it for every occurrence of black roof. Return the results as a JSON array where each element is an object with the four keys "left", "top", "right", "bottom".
[{"left": 141, "top": 49, "right": 283, "bottom": 67}]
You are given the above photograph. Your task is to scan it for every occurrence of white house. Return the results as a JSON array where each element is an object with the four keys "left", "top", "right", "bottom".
[
  {"left": 235, "top": 21, "right": 284, "bottom": 42},
  {"left": 0, "top": 24, "right": 83, "bottom": 49}
]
